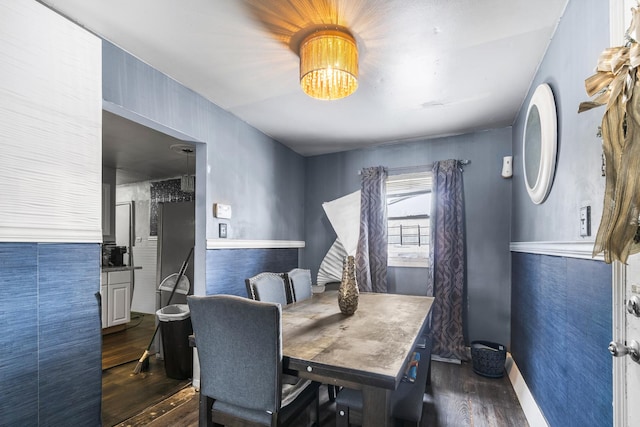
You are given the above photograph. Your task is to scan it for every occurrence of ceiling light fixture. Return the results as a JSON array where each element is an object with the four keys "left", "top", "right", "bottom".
[
  {"left": 170, "top": 144, "right": 195, "bottom": 193},
  {"left": 299, "top": 28, "right": 358, "bottom": 100}
]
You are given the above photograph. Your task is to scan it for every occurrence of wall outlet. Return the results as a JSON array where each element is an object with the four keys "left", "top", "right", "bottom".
[{"left": 580, "top": 206, "right": 591, "bottom": 237}]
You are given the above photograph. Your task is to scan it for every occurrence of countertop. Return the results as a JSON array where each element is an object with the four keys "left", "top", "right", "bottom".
[{"left": 101, "top": 266, "right": 142, "bottom": 272}]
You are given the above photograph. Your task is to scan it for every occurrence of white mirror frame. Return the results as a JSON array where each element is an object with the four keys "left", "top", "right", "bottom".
[{"left": 523, "top": 83, "right": 557, "bottom": 204}]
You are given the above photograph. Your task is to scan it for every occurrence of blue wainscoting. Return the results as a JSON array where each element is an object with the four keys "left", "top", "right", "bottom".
[
  {"left": 511, "top": 252, "right": 612, "bottom": 427},
  {"left": 206, "top": 248, "right": 298, "bottom": 296},
  {"left": 0, "top": 244, "right": 38, "bottom": 425},
  {"left": 0, "top": 243, "right": 102, "bottom": 426}
]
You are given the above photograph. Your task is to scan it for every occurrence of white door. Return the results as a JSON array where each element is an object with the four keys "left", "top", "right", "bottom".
[
  {"left": 610, "top": 256, "right": 640, "bottom": 426},
  {"left": 627, "top": 259, "right": 640, "bottom": 425},
  {"left": 609, "top": 2, "right": 640, "bottom": 426},
  {"left": 613, "top": 256, "right": 640, "bottom": 426},
  {"left": 608, "top": 256, "right": 640, "bottom": 426}
]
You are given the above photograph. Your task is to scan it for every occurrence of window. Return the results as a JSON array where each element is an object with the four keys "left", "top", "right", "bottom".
[{"left": 387, "top": 172, "right": 432, "bottom": 267}]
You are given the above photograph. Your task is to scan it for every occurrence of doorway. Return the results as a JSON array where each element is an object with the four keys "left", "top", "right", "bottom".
[{"left": 101, "top": 108, "right": 203, "bottom": 426}]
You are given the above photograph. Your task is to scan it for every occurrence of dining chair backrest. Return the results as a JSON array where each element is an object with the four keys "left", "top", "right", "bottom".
[
  {"left": 187, "top": 294, "right": 282, "bottom": 413},
  {"left": 245, "top": 272, "right": 290, "bottom": 306},
  {"left": 286, "top": 268, "right": 313, "bottom": 302}
]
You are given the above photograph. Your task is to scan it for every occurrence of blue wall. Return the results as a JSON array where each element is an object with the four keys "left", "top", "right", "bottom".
[
  {"left": 206, "top": 248, "right": 298, "bottom": 296},
  {"left": 511, "top": 0, "right": 609, "bottom": 242},
  {"left": 102, "top": 41, "right": 306, "bottom": 245},
  {"left": 512, "top": 253, "right": 611, "bottom": 426},
  {"left": 304, "top": 128, "right": 513, "bottom": 346},
  {"left": 102, "top": 41, "right": 307, "bottom": 298},
  {"left": 0, "top": 243, "right": 102, "bottom": 426},
  {"left": 509, "top": 0, "right": 613, "bottom": 425}
]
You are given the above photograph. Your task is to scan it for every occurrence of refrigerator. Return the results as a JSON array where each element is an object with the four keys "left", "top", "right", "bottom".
[
  {"left": 155, "top": 201, "right": 195, "bottom": 357},
  {"left": 156, "top": 201, "right": 195, "bottom": 306}
]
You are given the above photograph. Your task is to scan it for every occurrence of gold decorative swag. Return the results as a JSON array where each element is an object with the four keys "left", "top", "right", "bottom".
[{"left": 579, "top": 7, "right": 640, "bottom": 264}]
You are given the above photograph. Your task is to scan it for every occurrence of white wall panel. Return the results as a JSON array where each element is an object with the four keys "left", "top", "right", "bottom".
[
  {"left": 131, "top": 239, "right": 157, "bottom": 314},
  {"left": 0, "top": 1, "right": 102, "bottom": 242}
]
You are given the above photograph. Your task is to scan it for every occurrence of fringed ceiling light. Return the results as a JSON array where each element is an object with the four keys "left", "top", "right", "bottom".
[{"left": 299, "top": 28, "right": 358, "bottom": 100}]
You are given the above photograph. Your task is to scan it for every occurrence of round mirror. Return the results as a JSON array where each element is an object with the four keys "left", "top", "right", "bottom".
[{"left": 523, "top": 83, "right": 557, "bottom": 204}]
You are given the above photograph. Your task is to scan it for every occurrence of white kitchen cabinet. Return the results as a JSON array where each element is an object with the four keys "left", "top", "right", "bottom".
[
  {"left": 108, "top": 282, "right": 130, "bottom": 326},
  {"left": 101, "top": 270, "right": 131, "bottom": 328}
]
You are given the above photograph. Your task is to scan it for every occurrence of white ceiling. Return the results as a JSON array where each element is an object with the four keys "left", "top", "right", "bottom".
[
  {"left": 40, "top": 0, "right": 568, "bottom": 181},
  {"left": 102, "top": 111, "right": 196, "bottom": 185}
]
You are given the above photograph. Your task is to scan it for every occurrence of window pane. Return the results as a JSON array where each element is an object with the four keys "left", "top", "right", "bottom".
[
  {"left": 388, "top": 193, "right": 431, "bottom": 218},
  {"left": 388, "top": 218, "right": 429, "bottom": 267},
  {"left": 387, "top": 172, "right": 431, "bottom": 268}
]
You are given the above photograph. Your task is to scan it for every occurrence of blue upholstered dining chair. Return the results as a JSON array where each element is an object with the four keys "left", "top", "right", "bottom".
[
  {"left": 245, "top": 272, "right": 292, "bottom": 305},
  {"left": 187, "top": 294, "right": 319, "bottom": 426},
  {"left": 285, "top": 268, "right": 313, "bottom": 302}
]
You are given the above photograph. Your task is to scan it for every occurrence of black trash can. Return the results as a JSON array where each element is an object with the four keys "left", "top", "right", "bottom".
[
  {"left": 471, "top": 340, "right": 506, "bottom": 378},
  {"left": 156, "top": 304, "right": 193, "bottom": 380}
]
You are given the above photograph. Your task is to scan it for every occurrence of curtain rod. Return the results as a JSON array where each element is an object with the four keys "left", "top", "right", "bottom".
[{"left": 358, "top": 160, "right": 471, "bottom": 175}]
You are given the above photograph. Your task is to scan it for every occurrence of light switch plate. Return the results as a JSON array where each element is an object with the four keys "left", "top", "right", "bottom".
[
  {"left": 580, "top": 206, "right": 591, "bottom": 237},
  {"left": 214, "top": 203, "right": 232, "bottom": 219}
]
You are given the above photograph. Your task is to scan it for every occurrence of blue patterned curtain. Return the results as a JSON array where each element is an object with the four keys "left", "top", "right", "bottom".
[
  {"left": 428, "top": 160, "right": 467, "bottom": 360},
  {"left": 356, "top": 166, "right": 388, "bottom": 293}
]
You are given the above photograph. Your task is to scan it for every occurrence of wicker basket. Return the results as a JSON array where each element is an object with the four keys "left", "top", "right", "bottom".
[{"left": 471, "top": 340, "right": 506, "bottom": 378}]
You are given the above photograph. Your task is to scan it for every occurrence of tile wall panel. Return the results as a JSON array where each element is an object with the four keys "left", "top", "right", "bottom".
[
  {"left": 206, "top": 248, "right": 298, "bottom": 296},
  {"left": 511, "top": 252, "right": 611, "bottom": 426},
  {"left": 0, "top": 243, "right": 38, "bottom": 425},
  {"left": 149, "top": 179, "right": 195, "bottom": 236},
  {"left": 131, "top": 239, "right": 158, "bottom": 314}
]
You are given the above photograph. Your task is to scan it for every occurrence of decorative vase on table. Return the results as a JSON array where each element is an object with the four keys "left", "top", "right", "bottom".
[{"left": 338, "top": 255, "right": 359, "bottom": 315}]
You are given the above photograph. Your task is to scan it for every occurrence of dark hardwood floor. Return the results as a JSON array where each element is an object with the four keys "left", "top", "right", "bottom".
[
  {"left": 422, "top": 361, "right": 528, "bottom": 427},
  {"left": 105, "top": 313, "right": 528, "bottom": 427},
  {"left": 116, "top": 360, "right": 529, "bottom": 426},
  {"left": 102, "top": 313, "right": 154, "bottom": 370},
  {"left": 102, "top": 313, "right": 191, "bottom": 427}
]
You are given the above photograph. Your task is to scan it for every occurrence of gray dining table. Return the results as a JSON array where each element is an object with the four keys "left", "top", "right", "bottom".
[{"left": 281, "top": 290, "right": 434, "bottom": 426}]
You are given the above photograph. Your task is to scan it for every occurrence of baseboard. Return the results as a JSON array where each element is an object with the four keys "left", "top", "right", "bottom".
[
  {"left": 505, "top": 353, "right": 549, "bottom": 427},
  {"left": 101, "top": 324, "right": 127, "bottom": 335}
]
